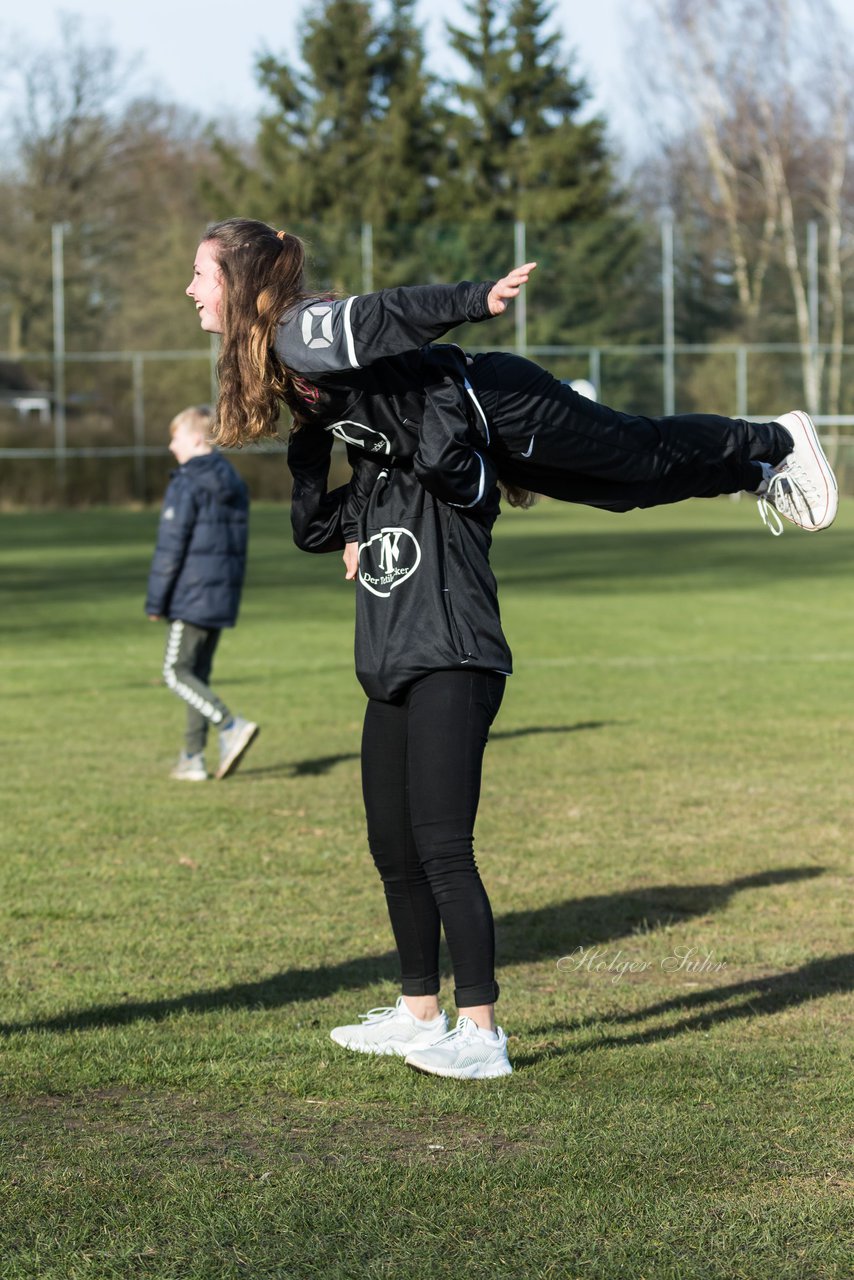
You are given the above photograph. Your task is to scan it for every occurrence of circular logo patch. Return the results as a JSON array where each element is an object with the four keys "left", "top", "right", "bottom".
[{"left": 358, "top": 527, "right": 421, "bottom": 597}]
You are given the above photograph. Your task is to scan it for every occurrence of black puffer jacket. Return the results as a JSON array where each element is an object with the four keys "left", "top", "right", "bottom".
[{"left": 145, "top": 452, "right": 249, "bottom": 629}]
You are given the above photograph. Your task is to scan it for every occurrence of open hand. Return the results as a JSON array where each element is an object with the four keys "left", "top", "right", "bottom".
[
  {"left": 343, "top": 542, "right": 359, "bottom": 581},
  {"left": 487, "top": 262, "right": 537, "bottom": 316}
]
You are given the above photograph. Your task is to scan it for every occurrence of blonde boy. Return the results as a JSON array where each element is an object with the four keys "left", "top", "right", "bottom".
[{"left": 145, "top": 406, "right": 258, "bottom": 779}]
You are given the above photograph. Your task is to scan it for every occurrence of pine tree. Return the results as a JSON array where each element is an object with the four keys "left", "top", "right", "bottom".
[
  {"left": 204, "top": 0, "right": 652, "bottom": 362},
  {"left": 436, "top": 0, "right": 647, "bottom": 349},
  {"left": 206, "top": 0, "right": 443, "bottom": 289}
]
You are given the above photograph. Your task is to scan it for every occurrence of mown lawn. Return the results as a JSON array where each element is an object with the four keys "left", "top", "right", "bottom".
[{"left": 1, "top": 497, "right": 851, "bottom": 1279}]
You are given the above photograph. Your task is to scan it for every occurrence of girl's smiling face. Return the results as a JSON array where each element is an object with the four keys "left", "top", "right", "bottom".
[{"left": 186, "top": 240, "right": 223, "bottom": 333}]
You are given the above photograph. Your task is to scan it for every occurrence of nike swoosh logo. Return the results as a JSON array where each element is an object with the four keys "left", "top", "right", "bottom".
[{"left": 520, "top": 435, "right": 535, "bottom": 458}]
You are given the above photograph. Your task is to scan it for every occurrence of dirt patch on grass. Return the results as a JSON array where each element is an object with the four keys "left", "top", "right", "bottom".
[{"left": 1, "top": 1089, "right": 535, "bottom": 1169}]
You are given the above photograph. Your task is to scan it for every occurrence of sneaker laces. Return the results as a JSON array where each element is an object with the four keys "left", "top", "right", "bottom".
[
  {"left": 756, "top": 494, "right": 784, "bottom": 537},
  {"left": 357, "top": 1004, "right": 401, "bottom": 1025},
  {"left": 427, "top": 1016, "right": 481, "bottom": 1047},
  {"left": 757, "top": 464, "right": 820, "bottom": 537}
]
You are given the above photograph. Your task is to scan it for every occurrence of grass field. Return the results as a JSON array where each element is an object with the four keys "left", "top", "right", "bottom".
[{"left": 1, "top": 497, "right": 852, "bottom": 1280}]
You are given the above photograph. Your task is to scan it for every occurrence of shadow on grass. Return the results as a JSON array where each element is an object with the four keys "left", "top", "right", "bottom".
[
  {"left": 514, "top": 951, "right": 854, "bottom": 1065},
  {"left": 492, "top": 525, "right": 854, "bottom": 593},
  {"left": 240, "top": 754, "right": 360, "bottom": 779},
  {"left": 495, "top": 867, "right": 827, "bottom": 963},
  {"left": 238, "top": 720, "right": 617, "bottom": 779},
  {"left": 0, "top": 866, "right": 827, "bottom": 1038},
  {"left": 492, "top": 721, "right": 615, "bottom": 742}
]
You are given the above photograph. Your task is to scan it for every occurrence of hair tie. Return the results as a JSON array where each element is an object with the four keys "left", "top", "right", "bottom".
[{"left": 276, "top": 229, "right": 287, "bottom": 241}]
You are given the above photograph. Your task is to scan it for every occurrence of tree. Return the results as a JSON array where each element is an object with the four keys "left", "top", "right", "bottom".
[
  {"left": 205, "top": 0, "right": 650, "bottom": 372},
  {"left": 444, "top": 0, "right": 615, "bottom": 222},
  {"left": 632, "top": 0, "right": 854, "bottom": 416},
  {"left": 0, "top": 15, "right": 227, "bottom": 450},
  {"left": 434, "top": 0, "right": 647, "bottom": 350},
  {"left": 0, "top": 14, "right": 129, "bottom": 355},
  {"left": 206, "top": 0, "right": 444, "bottom": 288}
]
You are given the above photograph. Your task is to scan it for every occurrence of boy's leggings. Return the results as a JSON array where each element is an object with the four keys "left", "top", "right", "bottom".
[{"left": 162, "top": 620, "right": 231, "bottom": 754}]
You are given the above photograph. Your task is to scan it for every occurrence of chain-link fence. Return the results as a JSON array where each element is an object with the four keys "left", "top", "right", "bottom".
[
  {"left": 3, "top": 342, "right": 854, "bottom": 506},
  {"left": 3, "top": 216, "right": 854, "bottom": 505}
]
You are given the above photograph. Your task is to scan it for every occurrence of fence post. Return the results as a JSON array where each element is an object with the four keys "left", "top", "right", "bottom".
[
  {"left": 807, "top": 219, "right": 820, "bottom": 415},
  {"left": 51, "top": 222, "right": 68, "bottom": 491},
  {"left": 589, "top": 348, "right": 601, "bottom": 397},
  {"left": 362, "top": 222, "right": 374, "bottom": 294},
  {"left": 514, "top": 220, "right": 527, "bottom": 355},
  {"left": 132, "top": 353, "right": 145, "bottom": 501},
  {"left": 735, "top": 346, "right": 748, "bottom": 418},
  {"left": 660, "top": 209, "right": 675, "bottom": 416}
]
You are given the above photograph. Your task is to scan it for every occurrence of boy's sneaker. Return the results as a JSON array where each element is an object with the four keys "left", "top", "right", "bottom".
[
  {"left": 215, "top": 716, "right": 259, "bottom": 779},
  {"left": 170, "top": 752, "right": 208, "bottom": 781},
  {"left": 329, "top": 996, "right": 449, "bottom": 1057},
  {"left": 757, "top": 410, "right": 838, "bottom": 535},
  {"left": 404, "top": 1015, "right": 513, "bottom": 1079}
]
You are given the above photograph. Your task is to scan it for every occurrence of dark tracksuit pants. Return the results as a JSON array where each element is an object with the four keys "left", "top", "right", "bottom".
[
  {"left": 469, "top": 352, "right": 794, "bottom": 511},
  {"left": 163, "top": 620, "right": 231, "bottom": 755},
  {"left": 361, "top": 669, "right": 506, "bottom": 1008}
]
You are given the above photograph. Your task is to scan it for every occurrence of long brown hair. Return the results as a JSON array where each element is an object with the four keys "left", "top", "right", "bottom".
[
  {"left": 202, "top": 218, "right": 317, "bottom": 447},
  {"left": 499, "top": 482, "right": 538, "bottom": 508}
]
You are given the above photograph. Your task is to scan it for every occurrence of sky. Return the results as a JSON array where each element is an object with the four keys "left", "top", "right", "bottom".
[
  {"left": 1, "top": 0, "right": 638, "bottom": 148},
  {"left": 4, "top": 0, "right": 854, "bottom": 157}
]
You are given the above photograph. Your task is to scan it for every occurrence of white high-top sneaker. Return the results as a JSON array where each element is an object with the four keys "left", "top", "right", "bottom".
[{"left": 757, "top": 411, "right": 838, "bottom": 535}]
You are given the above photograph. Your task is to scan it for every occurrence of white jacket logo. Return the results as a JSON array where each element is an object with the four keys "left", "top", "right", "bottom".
[
  {"left": 358, "top": 528, "right": 421, "bottom": 597},
  {"left": 301, "top": 304, "right": 334, "bottom": 349}
]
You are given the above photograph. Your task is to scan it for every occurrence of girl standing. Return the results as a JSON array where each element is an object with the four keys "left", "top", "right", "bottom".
[{"left": 185, "top": 218, "right": 836, "bottom": 1077}]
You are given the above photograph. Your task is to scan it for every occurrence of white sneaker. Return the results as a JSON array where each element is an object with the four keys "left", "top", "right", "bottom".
[
  {"left": 757, "top": 410, "right": 838, "bottom": 535},
  {"left": 170, "top": 752, "right": 208, "bottom": 781},
  {"left": 404, "top": 1016, "right": 512, "bottom": 1079},
  {"left": 215, "top": 716, "right": 259, "bottom": 779},
  {"left": 329, "top": 996, "right": 449, "bottom": 1057}
]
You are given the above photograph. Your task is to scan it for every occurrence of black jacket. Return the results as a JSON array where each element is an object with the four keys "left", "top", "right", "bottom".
[
  {"left": 276, "top": 281, "right": 500, "bottom": 510},
  {"left": 145, "top": 452, "right": 249, "bottom": 629},
  {"left": 287, "top": 428, "right": 511, "bottom": 702}
]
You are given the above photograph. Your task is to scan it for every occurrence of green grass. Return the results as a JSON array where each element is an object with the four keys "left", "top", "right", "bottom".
[{"left": 1, "top": 498, "right": 852, "bottom": 1279}]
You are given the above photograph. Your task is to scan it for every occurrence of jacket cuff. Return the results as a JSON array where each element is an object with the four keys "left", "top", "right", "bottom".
[{"left": 469, "top": 281, "right": 495, "bottom": 322}]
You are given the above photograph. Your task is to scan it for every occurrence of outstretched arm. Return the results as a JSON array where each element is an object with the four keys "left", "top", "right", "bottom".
[
  {"left": 274, "top": 264, "right": 537, "bottom": 377},
  {"left": 409, "top": 265, "right": 537, "bottom": 509}
]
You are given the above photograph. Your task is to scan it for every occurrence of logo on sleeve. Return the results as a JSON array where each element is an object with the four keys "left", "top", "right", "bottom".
[
  {"left": 358, "top": 528, "right": 421, "bottom": 597},
  {"left": 301, "top": 304, "right": 335, "bottom": 349}
]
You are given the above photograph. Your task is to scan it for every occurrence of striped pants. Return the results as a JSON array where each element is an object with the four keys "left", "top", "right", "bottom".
[{"left": 162, "top": 620, "right": 231, "bottom": 754}]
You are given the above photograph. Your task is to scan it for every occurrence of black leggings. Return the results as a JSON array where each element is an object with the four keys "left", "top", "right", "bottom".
[{"left": 361, "top": 669, "right": 505, "bottom": 1007}]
